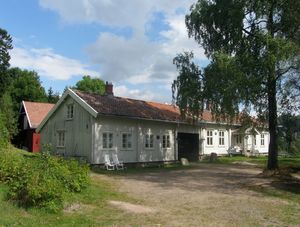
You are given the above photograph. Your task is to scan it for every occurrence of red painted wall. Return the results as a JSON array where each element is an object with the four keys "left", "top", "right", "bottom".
[{"left": 32, "top": 133, "right": 40, "bottom": 153}]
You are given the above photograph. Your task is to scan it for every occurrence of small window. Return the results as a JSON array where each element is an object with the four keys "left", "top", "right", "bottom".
[
  {"left": 219, "top": 131, "right": 225, "bottom": 145},
  {"left": 254, "top": 136, "right": 256, "bottom": 145},
  {"left": 57, "top": 131, "right": 65, "bottom": 147},
  {"left": 103, "top": 132, "right": 113, "bottom": 149},
  {"left": 145, "top": 133, "right": 154, "bottom": 148},
  {"left": 207, "top": 130, "right": 213, "bottom": 145},
  {"left": 67, "top": 104, "right": 74, "bottom": 119},
  {"left": 162, "top": 134, "right": 171, "bottom": 148},
  {"left": 261, "top": 134, "right": 265, "bottom": 146},
  {"left": 235, "top": 135, "right": 242, "bottom": 144},
  {"left": 122, "top": 133, "right": 132, "bottom": 149}
]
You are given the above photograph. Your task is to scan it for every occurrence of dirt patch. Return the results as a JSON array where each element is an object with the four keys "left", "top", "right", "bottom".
[
  {"left": 64, "top": 203, "right": 95, "bottom": 214},
  {"left": 109, "top": 164, "right": 300, "bottom": 226},
  {"left": 108, "top": 200, "right": 156, "bottom": 214}
]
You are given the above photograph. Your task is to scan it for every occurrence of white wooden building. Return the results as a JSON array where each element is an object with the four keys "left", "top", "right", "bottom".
[{"left": 37, "top": 83, "right": 269, "bottom": 164}]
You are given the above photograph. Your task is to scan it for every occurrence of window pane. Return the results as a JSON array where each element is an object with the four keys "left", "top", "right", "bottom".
[
  {"left": 150, "top": 135, "right": 154, "bottom": 147},
  {"left": 145, "top": 134, "right": 153, "bottom": 148},
  {"left": 109, "top": 133, "right": 113, "bottom": 148},
  {"left": 207, "top": 130, "right": 213, "bottom": 145},
  {"left": 103, "top": 133, "right": 107, "bottom": 148}
]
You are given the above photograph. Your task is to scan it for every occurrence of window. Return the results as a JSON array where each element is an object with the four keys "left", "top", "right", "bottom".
[
  {"left": 122, "top": 133, "right": 132, "bottom": 149},
  {"left": 57, "top": 131, "right": 65, "bottom": 147},
  {"left": 145, "top": 133, "right": 154, "bottom": 148},
  {"left": 219, "top": 131, "right": 225, "bottom": 145},
  {"left": 261, "top": 134, "right": 265, "bottom": 146},
  {"left": 254, "top": 136, "right": 256, "bottom": 146},
  {"left": 67, "top": 104, "right": 74, "bottom": 119},
  {"left": 103, "top": 133, "right": 113, "bottom": 149},
  {"left": 207, "top": 130, "right": 213, "bottom": 145},
  {"left": 235, "top": 135, "right": 242, "bottom": 144},
  {"left": 163, "top": 134, "right": 171, "bottom": 148}
]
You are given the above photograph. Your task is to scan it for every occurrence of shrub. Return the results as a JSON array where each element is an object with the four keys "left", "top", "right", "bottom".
[
  {"left": 0, "top": 149, "right": 90, "bottom": 212},
  {"left": 0, "top": 113, "right": 9, "bottom": 148}
]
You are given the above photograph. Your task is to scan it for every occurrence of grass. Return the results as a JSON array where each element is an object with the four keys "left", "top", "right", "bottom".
[
  {"left": 0, "top": 174, "right": 134, "bottom": 226},
  {"left": 0, "top": 148, "right": 299, "bottom": 226},
  {"left": 201, "top": 155, "right": 300, "bottom": 169},
  {"left": 91, "top": 162, "right": 194, "bottom": 175}
]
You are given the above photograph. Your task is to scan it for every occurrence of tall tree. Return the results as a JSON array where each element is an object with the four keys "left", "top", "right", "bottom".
[
  {"left": 0, "top": 28, "right": 13, "bottom": 97},
  {"left": 173, "top": 0, "right": 300, "bottom": 170},
  {"left": 74, "top": 75, "right": 105, "bottom": 95}
]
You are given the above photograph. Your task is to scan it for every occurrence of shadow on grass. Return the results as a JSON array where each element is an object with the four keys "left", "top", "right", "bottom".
[{"left": 90, "top": 163, "right": 195, "bottom": 176}]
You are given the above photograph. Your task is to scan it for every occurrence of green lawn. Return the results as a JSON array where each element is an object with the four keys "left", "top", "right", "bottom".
[{"left": 203, "top": 155, "right": 300, "bottom": 169}]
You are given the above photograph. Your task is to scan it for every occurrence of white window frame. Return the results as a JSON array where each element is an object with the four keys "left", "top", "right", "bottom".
[
  {"left": 102, "top": 132, "right": 113, "bottom": 149},
  {"left": 145, "top": 133, "right": 154, "bottom": 149},
  {"left": 57, "top": 130, "right": 65, "bottom": 147},
  {"left": 162, "top": 134, "right": 171, "bottom": 149},
  {"left": 122, "top": 133, "right": 132, "bottom": 150},
  {"left": 219, "top": 131, "right": 225, "bottom": 146},
  {"left": 206, "top": 130, "right": 213, "bottom": 146},
  {"left": 67, "top": 104, "right": 74, "bottom": 120},
  {"left": 260, "top": 134, "right": 265, "bottom": 146}
]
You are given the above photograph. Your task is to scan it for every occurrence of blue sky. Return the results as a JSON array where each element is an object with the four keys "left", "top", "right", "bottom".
[{"left": 0, "top": 0, "right": 208, "bottom": 102}]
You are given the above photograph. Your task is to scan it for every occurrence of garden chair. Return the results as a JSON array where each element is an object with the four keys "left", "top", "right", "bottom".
[
  {"left": 112, "top": 154, "right": 124, "bottom": 170},
  {"left": 104, "top": 154, "right": 115, "bottom": 170}
]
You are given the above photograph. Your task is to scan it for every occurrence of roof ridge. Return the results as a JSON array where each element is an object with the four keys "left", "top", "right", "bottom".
[{"left": 74, "top": 89, "right": 177, "bottom": 108}]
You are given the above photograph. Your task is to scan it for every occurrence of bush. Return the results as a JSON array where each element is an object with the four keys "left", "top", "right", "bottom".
[
  {"left": 0, "top": 149, "right": 90, "bottom": 212},
  {"left": 0, "top": 113, "right": 9, "bottom": 148}
]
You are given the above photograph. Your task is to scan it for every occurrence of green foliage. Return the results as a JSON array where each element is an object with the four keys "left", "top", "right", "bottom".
[
  {"left": 0, "top": 148, "right": 89, "bottom": 212},
  {"left": 8, "top": 68, "right": 47, "bottom": 111},
  {"left": 0, "top": 113, "right": 9, "bottom": 148},
  {"left": 278, "top": 114, "right": 300, "bottom": 154},
  {"left": 47, "top": 87, "right": 60, "bottom": 104},
  {"left": 74, "top": 75, "right": 105, "bottom": 95},
  {"left": 0, "top": 28, "right": 12, "bottom": 72},
  {"left": 0, "top": 92, "right": 18, "bottom": 139},
  {"left": 172, "top": 52, "right": 203, "bottom": 119},
  {"left": 0, "top": 28, "right": 13, "bottom": 98}
]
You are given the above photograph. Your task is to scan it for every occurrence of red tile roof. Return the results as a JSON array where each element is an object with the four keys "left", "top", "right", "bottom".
[
  {"left": 75, "top": 90, "right": 219, "bottom": 123},
  {"left": 23, "top": 101, "right": 54, "bottom": 128}
]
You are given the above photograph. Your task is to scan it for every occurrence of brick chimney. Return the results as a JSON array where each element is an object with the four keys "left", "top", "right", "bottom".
[{"left": 105, "top": 81, "right": 114, "bottom": 96}]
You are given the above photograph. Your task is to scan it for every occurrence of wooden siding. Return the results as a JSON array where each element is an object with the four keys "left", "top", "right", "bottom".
[
  {"left": 92, "top": 116, "right": 180, "bottom": 164},
  {"left": 40, "top": 95, "right": 92, "bottom": 161},
  {"left": 202, "top": 127, "right": 231, "bottom": 155}
]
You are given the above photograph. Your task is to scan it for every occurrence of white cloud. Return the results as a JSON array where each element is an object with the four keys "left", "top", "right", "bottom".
[
  {"left": 10, "top": 47, "right": 98, "bottom": 80},
  {"left": 114, "top": 85, "right": 166, "bottom": 102},
  {"left": 86, "top": 12, "right": 206, "bottom": 85},
  {"left": 37, "top": 0, "right": 208, "bottom": 101},
  {"left": 39, "top": 0, "right": 195, "bottom": 31}
]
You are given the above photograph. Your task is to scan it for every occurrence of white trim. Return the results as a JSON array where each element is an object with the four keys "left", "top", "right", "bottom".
[
  {"left": 36, "top": 88, "right": 98, "bottom": 132},
  {"left": 22, "top": 101, "right": 33, "bottom": 129},
  {"left": 121, "top": 132, "right": 133, "bottom": 150}
]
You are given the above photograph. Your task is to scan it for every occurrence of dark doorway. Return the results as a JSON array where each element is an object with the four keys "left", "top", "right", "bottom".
[{"left": 177, "top": 133, "right": 199, "bottom": 161}]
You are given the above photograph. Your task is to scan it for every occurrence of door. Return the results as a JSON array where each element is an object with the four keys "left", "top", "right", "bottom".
[{"left": 177, "top": 133, "right": 199, "bottom": 161}]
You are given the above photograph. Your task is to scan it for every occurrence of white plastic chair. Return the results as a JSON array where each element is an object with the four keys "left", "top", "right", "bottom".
[
  {"left": 104, "top": 154, "right": 115, "bottom": 170},
  {"left": 112, "top": 154, "right": 124, "bottom": 170}
]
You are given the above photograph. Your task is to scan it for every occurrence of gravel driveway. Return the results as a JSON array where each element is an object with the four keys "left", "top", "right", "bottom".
[{"left": 108, "top": 163, "right": 300, "bottom": 226}]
